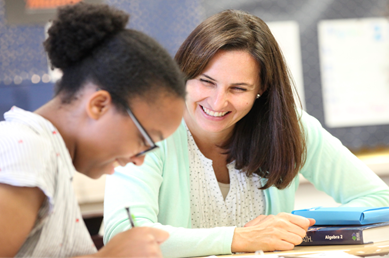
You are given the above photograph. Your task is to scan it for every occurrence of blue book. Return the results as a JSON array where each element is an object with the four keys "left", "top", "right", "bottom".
[
  {"left": 299, "top": 222, "right": 389, "bottom": 245},
  {"left": 292, "top": 207, "right": 389, "bottom": 225}
]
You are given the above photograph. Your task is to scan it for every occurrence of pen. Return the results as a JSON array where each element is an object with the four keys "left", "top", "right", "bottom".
[{"left": 125, "top": 206, "right": 136, "bottom": 228}]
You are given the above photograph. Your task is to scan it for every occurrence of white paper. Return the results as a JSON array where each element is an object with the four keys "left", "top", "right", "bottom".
[
  {"left": 318, "top": 18, "right": 389, "bottom": 128},
  {"left": 268, "top": 21, "right": 305, "bottom": 109},
  {"left": 206, "top": 250, "right": 358, "bottom": 257},
  {"left": 297, "top": 250, "right": 360, "bottom": 257}
]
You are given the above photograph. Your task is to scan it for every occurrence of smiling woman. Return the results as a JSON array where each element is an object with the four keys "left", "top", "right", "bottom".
[
  {"left": 0, "top": 2, "right": 185, "bottom": 258},
  {"left": 103, "top": 9, "right": 389, "bottom": 258},
  {"left": 184, "top": 50, "right": 260, "bottom": 142}
]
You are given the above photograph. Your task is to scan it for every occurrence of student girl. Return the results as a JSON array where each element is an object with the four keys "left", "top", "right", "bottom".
[
  {"left": 103, "top": 9, "right": 389, "bottom": 258},
  {"left": 0, "top": 2, "right": 185, "bottom": 257}
]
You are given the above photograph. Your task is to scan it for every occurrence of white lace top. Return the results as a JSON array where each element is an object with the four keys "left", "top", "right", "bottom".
[{"left": 186, "top": 125, "right": 266, "bottom": 228}]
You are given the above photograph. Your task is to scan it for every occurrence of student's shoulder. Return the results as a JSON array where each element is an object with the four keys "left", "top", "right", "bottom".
[
  {"left": 1, "top": 119, "right": 42, "bottom": 137},
  {"left": 0, "top": 120, "right": 52, "bottom": 152}
]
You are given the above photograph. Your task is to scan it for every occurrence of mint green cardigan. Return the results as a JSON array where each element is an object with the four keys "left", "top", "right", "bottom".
[{"left": 103, "top": 111, "right": 389, "bottom": 258}]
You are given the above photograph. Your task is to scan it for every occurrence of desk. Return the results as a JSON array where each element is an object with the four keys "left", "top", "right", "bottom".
[{"left": 214, "top": 241, "right": 389, "bottom": 257}]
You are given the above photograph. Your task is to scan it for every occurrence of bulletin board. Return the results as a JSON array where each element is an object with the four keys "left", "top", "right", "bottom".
[
  {"left": 0, "top": 0, "right": 201, "bottom": 118},
  {"left": 1, "top": 0, "right": 389, "bottom": 151},
  {"left": 318, "top": 17, "right": 389, "bottom": 128}
]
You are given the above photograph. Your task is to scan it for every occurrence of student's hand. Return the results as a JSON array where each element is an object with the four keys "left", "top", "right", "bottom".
[
  {"left": 93, "top": 227, "right": 169, "bottom": 258},
  {"left": 231, "top": 213, "right": 315, "bottom": 253}
]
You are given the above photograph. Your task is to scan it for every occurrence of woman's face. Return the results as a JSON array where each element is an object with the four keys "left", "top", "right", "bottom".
[
  {"left": 76, "top": 93, "right": 185, "bottom": 179},
  {"left": 185, "top": 50, "right": 261, "bottom": 135}
]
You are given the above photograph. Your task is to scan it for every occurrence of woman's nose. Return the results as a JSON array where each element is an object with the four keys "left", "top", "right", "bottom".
[{"left": 211, "top": 89, "right": 228, "bottom": 110}]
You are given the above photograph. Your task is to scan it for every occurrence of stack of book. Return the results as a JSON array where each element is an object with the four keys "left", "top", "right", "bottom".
[{"left": 292, "top": 207, "right": 389, "bottom": 245}]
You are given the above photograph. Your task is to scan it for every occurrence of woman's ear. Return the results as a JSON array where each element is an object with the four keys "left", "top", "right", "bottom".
[
  {"left": 86, "top": 90, "right": 112, "bottom": 120},
  {"left": 258, "top": 87, "right": 266, "bottom": 96}
]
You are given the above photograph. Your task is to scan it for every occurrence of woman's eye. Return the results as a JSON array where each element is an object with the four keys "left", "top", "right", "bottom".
[
  {"left": 199, "top": 78, "right": 214, "bottom": 85},
  {"left": 232, "top": 87, "right": 247, "bottom": 92}
]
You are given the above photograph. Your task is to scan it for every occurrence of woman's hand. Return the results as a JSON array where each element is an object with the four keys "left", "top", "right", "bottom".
[
  {"left": 231, "top": 213, "right": 315, "bottom": 253},
  {"left": 93, "top": 227, "right": 169, "bottom": 258}
]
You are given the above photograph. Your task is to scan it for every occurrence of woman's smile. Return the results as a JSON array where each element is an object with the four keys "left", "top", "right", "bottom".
[{"left": 200, "top": 105, "right": 231, "bottom": 119}]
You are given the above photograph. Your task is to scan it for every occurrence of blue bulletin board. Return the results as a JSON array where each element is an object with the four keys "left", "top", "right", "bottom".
[{"left": 1, "top": 0, "right": 389, "bottom": 150}]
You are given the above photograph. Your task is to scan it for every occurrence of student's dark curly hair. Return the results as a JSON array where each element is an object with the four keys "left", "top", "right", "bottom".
[{"left": 44, "top": 2, "right": 185, "bottom": 112}]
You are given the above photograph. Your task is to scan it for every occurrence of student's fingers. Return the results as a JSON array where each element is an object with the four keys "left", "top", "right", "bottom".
[
  {"left": 98, "top": 227, "right": 167, "bottom": 258},
  {"left": 308, "top": 218, "right": 316, "bottom": 226},
  {"left": 146, "top": 227, "right": 170, "bottom": 244},
  {"left": 244, "top": 215, "right": 267, "bottom": 227}
]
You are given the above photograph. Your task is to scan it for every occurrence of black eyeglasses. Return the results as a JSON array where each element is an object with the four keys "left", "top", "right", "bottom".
[{"left": 126, "top": 107, "right": 159, "bottom": 157}]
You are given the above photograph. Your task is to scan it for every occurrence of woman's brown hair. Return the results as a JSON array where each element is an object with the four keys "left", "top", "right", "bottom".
[{"left": 175, "top": 9, "right": 306, "bottom": 189}]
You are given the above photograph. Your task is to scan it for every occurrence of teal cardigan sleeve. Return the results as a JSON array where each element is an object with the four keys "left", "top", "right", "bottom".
[
  {"left": 103, "top": 112, "right": 389, "bottom": 258},
  {"left": 103, "top": 121, "right": 235, "bottom": 258},
  {"left": 298, "top": 111, "right": 389, "bottom": 207},
  {"left": 249, "top": 110, "right": 389, "bottom": 216}
]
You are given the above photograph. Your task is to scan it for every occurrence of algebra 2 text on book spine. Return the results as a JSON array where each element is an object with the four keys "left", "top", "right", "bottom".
[{"left": 300, "top": 227, "right": 365, "bottom": 245}]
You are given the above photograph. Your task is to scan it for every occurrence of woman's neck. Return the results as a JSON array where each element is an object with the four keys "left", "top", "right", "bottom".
[
  {"left": 184, "top": 110, "right": 233, "bottom": 183},
  {"left": 184, "top": 111, "right": 233, "bottom": 160}
]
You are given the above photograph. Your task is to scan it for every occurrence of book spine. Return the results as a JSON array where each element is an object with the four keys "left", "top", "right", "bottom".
[{"left": 299, "top": 229, "right": 364, "bottom": 246}]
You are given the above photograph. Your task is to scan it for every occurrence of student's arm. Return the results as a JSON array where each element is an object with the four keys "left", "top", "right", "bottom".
[
  {"left": 104, "top": 149, "right": 237, "bottom": 258},
  {"left": 0, "top": 184, "right": 45, "bottom": 257},
  {"left": 0, "top": 129, "right": 167, "bottom": 258},
  {"left": 0, "top": 182, "right": 169, "bottom": 258},
  {"left": 299, "top": 111, "right": 389, "bottom": 206},
  {"left": 103, "top": 144, "right": 313, "bottom": 257}
]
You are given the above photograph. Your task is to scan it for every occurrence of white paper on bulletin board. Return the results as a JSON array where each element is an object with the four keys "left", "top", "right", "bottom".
[
  {"left": 318, "top": 18, "right": 389, "bottom": 128},
  {"left": 268, "top": 21, "right": 305, "bottom": 109}
]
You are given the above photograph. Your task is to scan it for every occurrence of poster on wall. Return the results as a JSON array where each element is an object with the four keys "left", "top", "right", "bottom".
[
  {"left": 5, "top": 0, "right": 103, "bottom": 25},
  {"left": 267, "top": 21, "right": 305, "bottom": 109},
  {"left": 319, "top": 17, "right": 389, "bottom": 128}
]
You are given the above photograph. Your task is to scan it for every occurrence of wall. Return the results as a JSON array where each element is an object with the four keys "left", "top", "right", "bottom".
[{"left": 0, "top": 0, "right": 202, "bottom": 117}]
